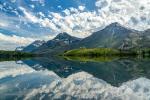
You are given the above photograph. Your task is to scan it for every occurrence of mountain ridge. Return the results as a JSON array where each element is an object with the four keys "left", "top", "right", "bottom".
[
  {"left": 32, "top": 32, "right": 82, "bottom": 54},
  {"left": 22, "top": 40, "right": 46, "bottom": 52},
  {"left": 21, "top": 22, "right": 150, "bottom": 54},
  {"left": 72, "top": 22, "right": 142, "bottom": 49}
]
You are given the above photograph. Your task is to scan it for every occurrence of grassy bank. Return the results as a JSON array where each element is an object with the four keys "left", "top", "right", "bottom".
[
  {"left": 64, "top": 56, "right": 119, "bottom": 62},
  {"left": 63, "top": 48, "right": 150, "bottom": 57}
]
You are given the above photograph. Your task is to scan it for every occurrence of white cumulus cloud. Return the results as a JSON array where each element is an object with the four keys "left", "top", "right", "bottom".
[
  {"left": 18, "top": 0, "right": 150, "bottom": 38},
  {"left": 0, "top": 33, "right": 35, "bottom": 50},
  {"left": 95, "top": 0, "right": 150, "bottom": 30},
  {"left": 0, "top": 33, "right": 34, "bottom": 44}
]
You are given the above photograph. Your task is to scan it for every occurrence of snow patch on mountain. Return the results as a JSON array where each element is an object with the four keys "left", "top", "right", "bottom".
[
  {"left": 32, "top": 40, "right": 45, "bottom": 47},
  {"left": 22, "top": 40, "right": 45, "bottom": 52}
]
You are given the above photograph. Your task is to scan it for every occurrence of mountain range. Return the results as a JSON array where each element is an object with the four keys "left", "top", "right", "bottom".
[
  {"left": 22, "top": 40, "right": 46, "bottom": 52},
  {"left": 21, "top": 22, "right": 150, "bottom": 54},
  {"left": 22, "top": 32, "right": 81, "bottom": 54},
  {"left": 72, "top": 22, "right": 142, "bottom": 49}
]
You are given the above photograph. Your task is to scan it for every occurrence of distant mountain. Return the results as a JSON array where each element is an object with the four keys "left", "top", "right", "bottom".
[
  {"left": 53, "top": 32, "right": 81, "bottom": 44},
  {"left": 32, "top": 32, "right": 81, "bottom": 54},
  {"left": 22, "top": 40, "right": 45, "bottom": 52},
  {"left": 141, "top": 29, "right": 150, "bottom": 48},
  {"left": 28, "top": 22, "right": 150, "bottom": 54},
  {"left": 15, "top": 46, "right": 25, "bottom": 51},
  {"left": 73, "top": 22, "right": 143, "bottom": 50}
]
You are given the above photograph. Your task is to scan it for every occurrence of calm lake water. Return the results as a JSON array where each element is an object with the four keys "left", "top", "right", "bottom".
[{"left": 0, "top": 57, "right": 150, "bottom": 100}]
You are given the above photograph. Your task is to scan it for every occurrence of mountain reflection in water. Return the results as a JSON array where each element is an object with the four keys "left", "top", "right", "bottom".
[
  {"left": 0, "top": 57, "right": 150, "bottom": 100},
  {"left": 23, "top": 57, "right": 150, "bottom": 86}
]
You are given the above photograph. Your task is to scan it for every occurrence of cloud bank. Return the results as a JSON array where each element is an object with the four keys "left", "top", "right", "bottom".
[
  {"left": 17, "top": 0, "right": 150, "bottom": 38},
  {"left": 0, "top": 33, "right": 35, "bottom": 50}
]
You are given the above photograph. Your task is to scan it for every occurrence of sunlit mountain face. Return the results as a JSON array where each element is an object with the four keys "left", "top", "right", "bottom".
[{"left": 0, "top": 0, "right": 150, "bottom": 50}]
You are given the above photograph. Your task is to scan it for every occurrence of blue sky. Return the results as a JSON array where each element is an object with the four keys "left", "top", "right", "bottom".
[
  {"left": 0, "top": 0, "right": 96, "bottom": 38},
  {"left": 0, "top": 0, "right": 150, "bottom": 50}
]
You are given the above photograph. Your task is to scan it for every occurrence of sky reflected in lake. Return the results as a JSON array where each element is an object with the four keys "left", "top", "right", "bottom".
[{"left": 0, "top": 57, "right": 150, "bottom": 100}]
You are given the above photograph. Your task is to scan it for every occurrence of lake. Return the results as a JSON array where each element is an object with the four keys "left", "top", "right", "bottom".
[{"left": 0, "top": 57, "right": 150, "bottom": 100}]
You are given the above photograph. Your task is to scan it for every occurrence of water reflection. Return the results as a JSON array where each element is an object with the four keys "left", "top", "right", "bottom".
[
  {"left": 0, "top": 57, "right": 150, "bottom": 99},
  {"left": 23, "top": 57, "right": 150, "bottom": 86}
]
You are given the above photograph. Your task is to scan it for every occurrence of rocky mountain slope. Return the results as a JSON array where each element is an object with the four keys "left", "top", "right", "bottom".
[{"left": 22, "top": 22, "right": 150, "bottom": 54}]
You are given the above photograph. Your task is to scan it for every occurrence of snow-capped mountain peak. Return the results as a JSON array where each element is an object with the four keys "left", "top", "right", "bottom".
[
  {"left": 53, "top": 32, "right": 81, "bottom": 44},
  {"left": 22, "top": 40, "right": 45, "bottom": 52},
  {"left": 15, "top": 46, "right": 25, "bottom": 51},
  {"left": 32, "top": 40, "right": 45, "bottom": 47}
]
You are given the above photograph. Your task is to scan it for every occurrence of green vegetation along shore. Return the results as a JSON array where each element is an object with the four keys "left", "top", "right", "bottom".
[
  {"left": 64, "top": 56, "right": 119, "bottom": 62},
  {"left": 63, "top": 48, "right": 150, "bottom": 57},
  {"left": 0, "top": 50, "right": 35, "bottom": 61}
]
